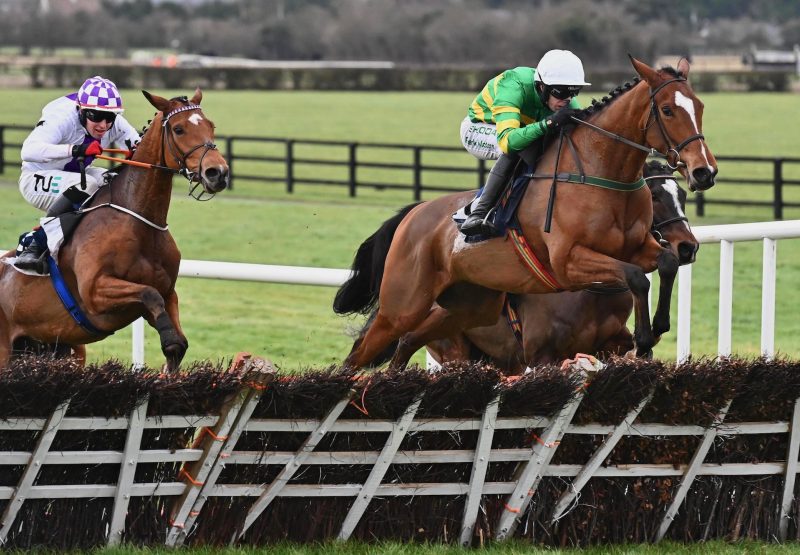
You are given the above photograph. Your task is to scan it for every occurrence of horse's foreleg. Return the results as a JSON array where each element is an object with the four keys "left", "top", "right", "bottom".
[
  {"left": 650, "top": 248, "right": 680, "bottom": 338},
  {"left": 85, "top": 277, "right": 186, "bottom": 371},
  {"left": 564, "top": 245, "right": 655, "bottom": 357}
]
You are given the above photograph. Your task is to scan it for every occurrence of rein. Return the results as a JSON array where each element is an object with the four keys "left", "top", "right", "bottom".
[
  {"left": 569, "top": 76, "right": 705, "bottom": 170},
  {"left": 534, "top": 76, "right": 705, "bottom": 232},
  {"left": 94, "top": 104, "right": 220, "bottom": 199}
]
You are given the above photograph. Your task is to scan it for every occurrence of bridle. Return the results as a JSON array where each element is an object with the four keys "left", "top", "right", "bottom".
[
  {"left": 160, "top": 103, "right": 221, "bottom": 200},
  {"left": 643, "top": 173, "right": 690, "bottom": 240},
  {"left": 570, "top": 76, "right": 705, "bottom": 170},
  {"left": 645, "top": 77, "right": 705, "bottom": 170}
]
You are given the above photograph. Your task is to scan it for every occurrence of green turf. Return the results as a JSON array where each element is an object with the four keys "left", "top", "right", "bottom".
[{"left": 1, "top": 88, "right": 799, "bottom": 369}]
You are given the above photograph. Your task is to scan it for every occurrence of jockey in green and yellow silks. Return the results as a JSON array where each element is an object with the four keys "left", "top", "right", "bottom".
[
  {"left": 468, "top": 66, "right": 582, "bottom": 155},
  {"left": 460, "top": 49, "right": 590, "bottom": 237}
]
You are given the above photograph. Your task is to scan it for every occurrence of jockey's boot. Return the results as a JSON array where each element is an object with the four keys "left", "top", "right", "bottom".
[
  {"left": 13, "top": 193, "right": 79, "bottom": 274},
  {"left": 460, "top": 153, "right": 518, "bottom": 237},
  {"left": 45, "top": 191, "right": 81, "bottom": 217},
  {"left": 13, "top": 238, "right": 46, "bottom": 274}
]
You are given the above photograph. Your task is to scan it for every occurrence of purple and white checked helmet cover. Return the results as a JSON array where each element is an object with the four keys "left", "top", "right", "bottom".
[{"left": 76, "top": 76, "right": 124, "bottom": 113}]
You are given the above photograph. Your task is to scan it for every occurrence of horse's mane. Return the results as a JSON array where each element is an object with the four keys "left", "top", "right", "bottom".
[{"left": 577, "top": 65, "right": 683, "bottom": 120}]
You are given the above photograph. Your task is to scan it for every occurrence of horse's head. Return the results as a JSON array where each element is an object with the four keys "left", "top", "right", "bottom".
[
  {"left": 644, "top": 160, "right": 698, "bottom": 265},
  {"left": 142, "top": 89, "right": 229, "bottom": 195},
  {"left": 630, "top": 56, "right": 718, "bottom": 192}
]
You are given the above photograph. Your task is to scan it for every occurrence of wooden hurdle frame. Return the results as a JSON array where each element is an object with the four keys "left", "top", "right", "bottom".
[{"left": 2, "top": 360, "right": 800, "bottom": 547}]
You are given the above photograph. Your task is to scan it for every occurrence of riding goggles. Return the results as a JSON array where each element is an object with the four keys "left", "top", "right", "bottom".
[
  {"left": 82, "top": 109, "right": 117, "bottom": 124},
  {"left": 549, "top": 85, "right": 582, "bottom": 100}
]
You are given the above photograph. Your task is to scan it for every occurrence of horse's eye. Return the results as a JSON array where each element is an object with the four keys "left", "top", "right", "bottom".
[
  {"left": 661, "top": 105, "right": 673, "bottom": 117},
  {"left": 173, "top": 125, "right": 185, "bottom": 135}
]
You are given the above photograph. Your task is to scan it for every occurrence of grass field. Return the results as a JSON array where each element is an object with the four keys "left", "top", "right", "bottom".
[{"left": 0, "top": 86, "right": 799, "bottom": 370}]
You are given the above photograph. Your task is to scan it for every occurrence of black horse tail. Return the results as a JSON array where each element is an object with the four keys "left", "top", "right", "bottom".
[{"left": 333, "top": 202, "right": 421, "bottom": 315}]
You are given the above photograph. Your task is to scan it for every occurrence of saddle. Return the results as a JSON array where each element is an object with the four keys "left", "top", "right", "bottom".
[{"left": 451, "top": 162, "right": 531, "bottom": 243}]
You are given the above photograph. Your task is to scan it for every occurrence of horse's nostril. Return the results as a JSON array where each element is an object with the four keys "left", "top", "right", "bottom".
[
  {"left": 678, "top": 242, "right": 698, "bottom": 264},
  {"left": 692, "top": 167, "right": 712, "bottom": 184},
  {"left": 205, "top": 168, "right": 219, "bottom": 179}
]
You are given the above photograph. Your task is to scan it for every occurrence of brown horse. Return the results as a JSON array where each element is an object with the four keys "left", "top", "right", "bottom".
[
  {"left": 0, "top": 89, "right": 228, "bottom": 370},
  {"left": 337, "top": 57, "right": 717, "bottom": 370},
  {"left": 426, "top": 161, "right": 699, "bottom": 372}
]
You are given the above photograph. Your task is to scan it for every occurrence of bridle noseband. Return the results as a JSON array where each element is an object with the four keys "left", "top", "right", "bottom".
[
  {"left": 570, "top": 76, "right": 706, "bottom": 170},
  {"left": 645, "top": 77, "right": 705, "bottom": 170},
  {"left": 643, "top": 173, "right": 689, "bottom": 243}
]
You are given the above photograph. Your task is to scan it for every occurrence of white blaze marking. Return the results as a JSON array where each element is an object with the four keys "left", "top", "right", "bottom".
[
  {"left": 674, "top": 91, "right": 712, "bottom": 171},
  {"left": 188, "top": 113, "right": 204, "bottom": 126},
  {"left": 661, "top": 178, "right": 691, "bottom": 231}
]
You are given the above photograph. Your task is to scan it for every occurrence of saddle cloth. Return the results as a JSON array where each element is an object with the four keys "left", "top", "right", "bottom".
[{"left": 452, "top": 167, "right": 531, "bottom": 243}]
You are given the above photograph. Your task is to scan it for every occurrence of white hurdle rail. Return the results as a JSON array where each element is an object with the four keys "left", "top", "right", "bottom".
[{"left": 128, "top": 220, "right": 800, "bottom": 367}]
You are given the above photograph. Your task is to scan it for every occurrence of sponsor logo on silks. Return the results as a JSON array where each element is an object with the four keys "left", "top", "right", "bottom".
[
  {"left": 34, "top": 173, "right": 62, "bottom": 194},
  {"left": 468, "top": 125, "right": 497, "bottom": 136}
]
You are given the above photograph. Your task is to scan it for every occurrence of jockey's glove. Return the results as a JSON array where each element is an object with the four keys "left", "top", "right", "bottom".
[
  {"left": 72, "top": 141, "right": 103, "bottom": 158},
  {"left": 545, "top": 108, "right": 582, "bottom": 132}
]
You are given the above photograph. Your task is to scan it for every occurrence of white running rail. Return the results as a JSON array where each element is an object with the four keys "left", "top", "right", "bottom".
[{"left": 126, "top": 220, "right": 800, "bottom": 367}]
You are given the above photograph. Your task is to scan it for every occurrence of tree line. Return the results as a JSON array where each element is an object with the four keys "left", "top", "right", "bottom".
[{"left": 2, "top": 0, "right": 799, "bottom": 70}]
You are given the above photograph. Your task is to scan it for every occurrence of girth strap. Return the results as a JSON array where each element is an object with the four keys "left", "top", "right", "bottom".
[{"left": 47, "top": 255, "right": 110, "bottom": 337}]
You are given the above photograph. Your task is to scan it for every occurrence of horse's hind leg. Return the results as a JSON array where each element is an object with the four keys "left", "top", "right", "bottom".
[
  {"left": 390, "top": 285, "right": 505, "bottom": 370},
  {"left": 84, "top": 277, "right": 187, "bottom": 371},
  {"left": 162, "top": 291, "right": 188, "bottom": 369}
]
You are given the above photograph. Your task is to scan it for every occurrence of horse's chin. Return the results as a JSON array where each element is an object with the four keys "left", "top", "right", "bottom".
[{"left": 202, "top": 178, "right": 228, "bottom": 194}]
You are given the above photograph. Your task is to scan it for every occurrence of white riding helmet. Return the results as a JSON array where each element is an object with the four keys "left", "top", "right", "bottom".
[{"left": 535, "top": 50, "right": 591, "bottom": 86}]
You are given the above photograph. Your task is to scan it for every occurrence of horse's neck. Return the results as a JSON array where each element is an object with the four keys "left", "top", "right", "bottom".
[
  {"left": 118, "top": 126, "right": 173, "bottom": 224},
  {"left": 571, "top": 86, "right": 652, "bottom": 183}
]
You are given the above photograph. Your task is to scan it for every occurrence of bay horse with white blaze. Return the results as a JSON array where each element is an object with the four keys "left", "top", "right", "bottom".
[
  {"left": 0, "top": 89, "right": 228, "bottom": 370},
  {"left": 425, "top": 161, "right": 699, "bottom": 372},
  {"left": 339, "top": 57, "right": 717, "bottom": 370}
]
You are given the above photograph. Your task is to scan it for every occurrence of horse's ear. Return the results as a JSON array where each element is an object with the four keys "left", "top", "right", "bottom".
[
  {"left": 676, "top": 57, "right": 691, "bottom": 78},
  {"left": 142, "top": 90, "right": 171, "bottom": 113},
  {"left": 190, "top": 88, "right": 203, "bottom": 105},
  {"left": 628, "top": 55, "right": 659, "bottom": 85}
]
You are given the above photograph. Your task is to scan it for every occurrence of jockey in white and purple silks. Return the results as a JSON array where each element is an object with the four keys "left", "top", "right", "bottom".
[{"left": 14, "top": 76, "right": 140, "bottom": 273}]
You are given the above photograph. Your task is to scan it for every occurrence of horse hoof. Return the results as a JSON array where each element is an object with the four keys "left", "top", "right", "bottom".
[{"left": 163, "top": 341, "right": 187, "bottom": 371}]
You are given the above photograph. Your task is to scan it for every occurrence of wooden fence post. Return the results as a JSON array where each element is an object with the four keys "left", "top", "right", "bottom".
[{"left": 166, "top": 357, "right": 275, "bottom": 547}]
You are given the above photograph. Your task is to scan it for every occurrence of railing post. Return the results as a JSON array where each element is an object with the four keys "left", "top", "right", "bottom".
[
  {"left": 774, "top": 158, "right": 784, "bottom": 220},
  {"left": 761, "top": 238, "right": 777, "bottom": 359},
  {"left": 225, "top": 136, "right": 234, "bottom": 190},
  {"left": 348, "top": 143, "right": 357, "bottom": 197},
  {"left": 718, "top": 240, "right": 734, "bottom": 357},
  {"left": 413, "top": 146, "right": 422, "bottom": 201},
  {"left": 677, "top": 264, "right": 692, "bottom": 363},
  {"left": 695, "top": 191, "right": 705, "bottom": 217},
  {"left": 0, "top": 125, "right": 5, "bottom": 174},
  {"left": 286, "top": 139, "right": 294, "bottom": 194}
]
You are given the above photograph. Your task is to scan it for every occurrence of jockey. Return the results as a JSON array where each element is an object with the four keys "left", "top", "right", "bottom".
[
  {"left": 459, "top": 49, "right": 590, "bottom": 237},
  {"left": 14, "top": 76, "right": 141, "bottom": 272}
]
